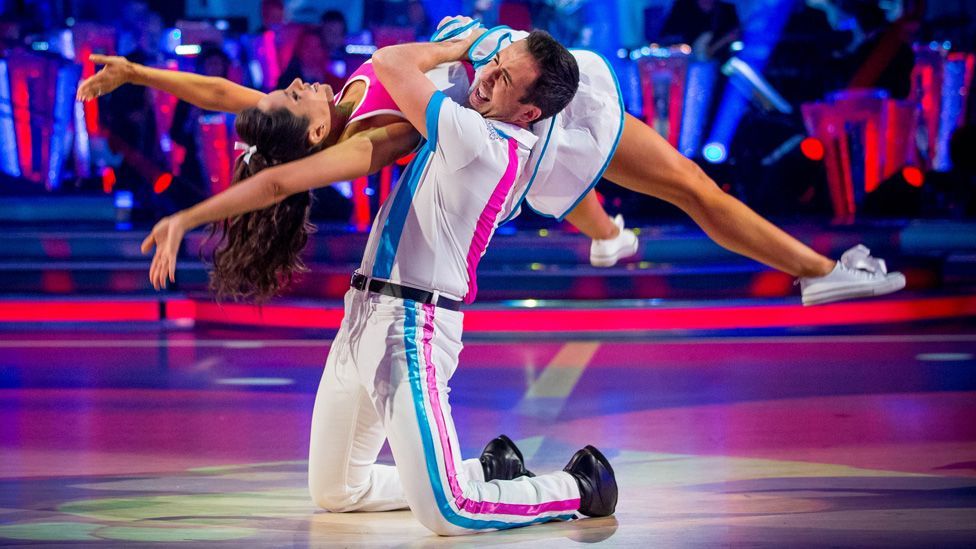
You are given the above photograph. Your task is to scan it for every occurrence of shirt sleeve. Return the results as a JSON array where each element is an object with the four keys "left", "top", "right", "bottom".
[
  {"left": 425, "top": 90, "right": 489, "bottom": 170},
  {"left": 424, "top": 62, "right": 472, "bottom": 106}
]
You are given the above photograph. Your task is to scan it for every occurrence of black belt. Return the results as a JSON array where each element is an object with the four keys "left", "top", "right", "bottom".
[{"left": 350, "top": 272, "right": 463, "bottom": 311}]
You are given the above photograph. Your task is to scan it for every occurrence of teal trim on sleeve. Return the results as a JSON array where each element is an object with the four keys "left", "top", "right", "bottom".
[{"left": 425, "top": 91, "right": 447, "bottom": 147}]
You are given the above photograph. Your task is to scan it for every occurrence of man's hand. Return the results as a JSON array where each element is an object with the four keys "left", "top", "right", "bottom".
[{"left": 77, "top": 54, "right": 138, "bottom": 101}]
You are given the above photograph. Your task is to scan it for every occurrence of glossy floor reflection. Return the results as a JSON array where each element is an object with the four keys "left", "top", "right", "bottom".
[{"left": 1, "top": 321, "right": 975, "bottom": 546}]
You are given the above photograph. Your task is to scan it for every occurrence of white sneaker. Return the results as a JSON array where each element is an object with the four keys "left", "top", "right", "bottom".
[
  {"left": 799, "top": 244, "right": 906, "bottom": 306},
  {"left": 590, "top": 214, "right": 639, "bottom": 267}
]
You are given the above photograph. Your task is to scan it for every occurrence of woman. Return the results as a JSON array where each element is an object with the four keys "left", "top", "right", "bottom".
[{"left": 78, "top": 50, "right": 637, "bottom": 300}]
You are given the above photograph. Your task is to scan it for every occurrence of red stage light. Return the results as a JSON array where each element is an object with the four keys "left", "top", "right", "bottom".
[
  {"left": 101, "top": 167, "right": 116, "bottom": 193},
  {"left": 153, "top": 173, "right": 173, "bottom": 193},
  {"left": 902, "top": 166, "right": 924, "bottom": 187},
  {"left": 800, "top": 137, "right": 825, "bottom": 161}
]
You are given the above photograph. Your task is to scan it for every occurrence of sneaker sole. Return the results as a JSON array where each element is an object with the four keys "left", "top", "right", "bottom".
[
  {"left": 802, "top": 273, "right": 906, "bottom": 306},
  {"left": 590, "top": 238, "right": 639, "bottom": 268}
]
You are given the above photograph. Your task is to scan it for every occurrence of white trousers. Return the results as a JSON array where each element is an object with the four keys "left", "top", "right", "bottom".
[{"left": 308, "top": 289, "right": 581, "bottom": 536}]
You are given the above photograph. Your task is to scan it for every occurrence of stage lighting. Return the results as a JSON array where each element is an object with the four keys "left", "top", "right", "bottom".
[
  {"left": 901, "top": 166, "right": 924, "bottom": 187},
  {"left": 703, "top": 143, "right": 727, "bottom": 164},
  {"left": 175, "top": 45, "right": 202, "bottom": 56},
  {"left": 800, "top": 137, "right": 825, "bottom": 161},
  {"left": 153, "top": 173, "right": 173, "bottom": 194},
  {"left": 114, "top": 190, "right": 133, "bottom": 209},
  {"left": 101, "top": 167, "right": 116, "bottom": 193},
  {"left": 861, "top": 166, "right": 927, "bottom": 217}
]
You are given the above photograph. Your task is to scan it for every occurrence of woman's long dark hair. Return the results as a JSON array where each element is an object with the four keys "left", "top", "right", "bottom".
[{"left": 206, "top": 107, "right": 326, "bottom": 303}]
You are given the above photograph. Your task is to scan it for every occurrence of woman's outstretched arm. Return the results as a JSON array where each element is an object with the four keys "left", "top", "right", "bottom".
[
  {"left": 77, "top": 54, "right": 265, "bottom": 113},
  {"left": 141, "top": 121, "right": 419, "bottom": 289}
]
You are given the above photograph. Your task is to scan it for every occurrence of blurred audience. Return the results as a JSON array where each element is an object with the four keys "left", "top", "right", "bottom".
[
  {"left": 321, "top": 9, "right": 347, "bottom": 56},
  {"left": 660, "top": 0, "right": 741, "bottom": 61},
  {"left": 170, "top": 43, "right": 231, "bottom": 203},
  {"left": 275, "top": 27, "right": 344, "bottom": 91},
  {"left": 259, "top": 0, "right": 286, "bottom": 32}
]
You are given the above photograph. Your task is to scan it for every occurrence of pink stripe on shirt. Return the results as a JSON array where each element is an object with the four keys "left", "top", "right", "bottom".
[{"left": 462, "top": 138, "right": 519, "bottom": 304}]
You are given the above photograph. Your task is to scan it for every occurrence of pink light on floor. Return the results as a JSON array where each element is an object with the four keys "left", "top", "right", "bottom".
[
  {"left": 3, "top": 296, "right": 974, "bottom": 332},
  {"left": 191, "top": 301, "right": 345, "bottom": 328},
  {"left": 0, "top": 300, "right": 160, "bottom": 322}
]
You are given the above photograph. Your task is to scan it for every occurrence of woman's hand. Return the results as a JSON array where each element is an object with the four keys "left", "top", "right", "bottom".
[
  {"left": 141, "top": 213, "right": 188, "bottom": 290},
  {"left": 76, "top": 54, "right": 138, "bottom": 101},
  {"left": 434, "top": 15, "right": 486, "bottom": 60}
]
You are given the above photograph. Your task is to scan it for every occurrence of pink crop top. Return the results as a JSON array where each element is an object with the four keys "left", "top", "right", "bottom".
[{"left": 334, "top": 59, "right": 476, "bottom": 124}]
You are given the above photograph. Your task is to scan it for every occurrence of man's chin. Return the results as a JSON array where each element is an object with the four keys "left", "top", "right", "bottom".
[{"left": 468, "top": 91, "right": 489, "bottom": 113}]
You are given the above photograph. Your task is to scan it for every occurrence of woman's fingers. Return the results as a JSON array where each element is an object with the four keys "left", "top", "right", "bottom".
[
  {"left": 149, "top": 253, "right": 160, "bottom": 290},
  {"left": 140, "top": 232, "right": 155, "bottom": 254},
  {"left": 88, "top": 53, "right": 113, "bottom": 65}
]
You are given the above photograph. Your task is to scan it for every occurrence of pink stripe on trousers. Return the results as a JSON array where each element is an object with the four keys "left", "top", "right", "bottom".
[{"left": 420, "top": 303, "right": 580, "bottom": 516}]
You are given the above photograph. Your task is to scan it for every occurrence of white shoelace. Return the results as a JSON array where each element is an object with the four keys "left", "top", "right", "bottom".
[{"left": 840, "top": 244, "right": 888, "bottom": 275}]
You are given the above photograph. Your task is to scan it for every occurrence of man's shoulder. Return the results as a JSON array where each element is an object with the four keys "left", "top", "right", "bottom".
[{"left": 484, "top": 120, "right": 513, "bottom": 144}]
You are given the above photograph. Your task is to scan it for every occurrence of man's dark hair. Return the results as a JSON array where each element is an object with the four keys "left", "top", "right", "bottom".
[{"left": 519, "top": 30, "right": 580, "bottom": 121}]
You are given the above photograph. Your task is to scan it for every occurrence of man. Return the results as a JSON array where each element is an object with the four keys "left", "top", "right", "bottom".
[
  {"left": 305, "top": 32, "right": 618, "bottom": 535},
  {"left": 82, "top": 30, "right": 616, "bottom": 534}
]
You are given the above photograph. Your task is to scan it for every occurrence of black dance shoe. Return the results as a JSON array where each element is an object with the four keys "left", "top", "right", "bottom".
[
  {"left": 480, "top": 434, "right": 536, "bottom": 481},
  {"left": 563, "top": 445, "right": 617, "bottom": 517}
]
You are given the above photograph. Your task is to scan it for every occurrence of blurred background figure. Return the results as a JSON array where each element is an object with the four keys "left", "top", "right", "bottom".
[
  {"left": 169, "top": 43, "right": 232, "bottom": 209},
  {"left": 660, "top": 0, "right": 742, "bottom": 62},
  {"left": 405, "top": 0, "right": 431, "bottom": 38},
  {"left": 98, "top": 1, "right": 166, "bottom": 211},
  {"left": 320, "top": 9, "right": 348, "bottom": 57},
  {"left": 275, "top": 26, "right": 344, "bottom": 90},
  {"left": 259, "top": 0, "right": 286, "bottom": 32},
  {"left": 320, "top": 9, "right": 360, "bottom": 78}
]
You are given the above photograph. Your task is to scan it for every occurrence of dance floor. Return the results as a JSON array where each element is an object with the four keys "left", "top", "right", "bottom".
[{"left": 1, "top": 320, "right": 975, "bottom": 547}]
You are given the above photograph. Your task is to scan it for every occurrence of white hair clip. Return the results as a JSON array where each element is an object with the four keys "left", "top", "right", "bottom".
[{"left": 234, "top": 141, "right": 258, "bottom": 164}]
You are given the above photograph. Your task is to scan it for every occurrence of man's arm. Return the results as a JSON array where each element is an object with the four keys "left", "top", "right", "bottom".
[
  {"left": 371, "top": 39, "right": 476, "bottom": 139},
  {"left": 78, "top": 54, "right": 265, "bottom": 113}
]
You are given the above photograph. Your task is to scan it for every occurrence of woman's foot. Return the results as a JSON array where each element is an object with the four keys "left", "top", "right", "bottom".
[
  {"left": 590, "top": 215, "right": 639, "bottom": 267},
  {"left": 800, "top": 245, "right": 906, "bottom": 305}
]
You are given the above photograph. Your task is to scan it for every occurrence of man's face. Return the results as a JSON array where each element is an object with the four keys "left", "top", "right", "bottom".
[{"left": 469, "top": 41, "right": 541, "bottom": 127}]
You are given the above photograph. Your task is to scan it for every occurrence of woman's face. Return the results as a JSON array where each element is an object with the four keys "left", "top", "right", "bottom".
[{"left": 258, "top": 78, "right": 338, "bottom": 146}]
